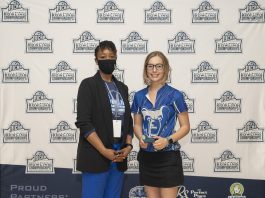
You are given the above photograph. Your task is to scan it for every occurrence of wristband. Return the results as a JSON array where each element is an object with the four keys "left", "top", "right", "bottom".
[{"left": 124, "top": 143, "right": 133, "bottom": 150}]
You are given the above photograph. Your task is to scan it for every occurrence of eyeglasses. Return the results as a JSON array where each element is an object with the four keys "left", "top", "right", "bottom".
[{"left": 146, "top": 64, "right": 164, "bottom": 71}]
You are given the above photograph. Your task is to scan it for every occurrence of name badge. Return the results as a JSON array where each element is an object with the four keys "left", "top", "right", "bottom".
[{"left": 113, "top": 120, "right": 122, "bottom": 138}]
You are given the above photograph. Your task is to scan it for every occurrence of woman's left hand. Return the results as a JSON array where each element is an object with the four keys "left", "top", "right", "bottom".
[
  {"left": 152, "top": 136, "right": 168, "bottom": 151},
  {"left": 113, "top": 146, "right": 132, "bottom": 162}
]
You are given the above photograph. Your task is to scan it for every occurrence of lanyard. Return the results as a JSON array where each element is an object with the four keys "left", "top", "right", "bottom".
[{"left": 105, "top": 82, "right": 119, "bottom": 119}]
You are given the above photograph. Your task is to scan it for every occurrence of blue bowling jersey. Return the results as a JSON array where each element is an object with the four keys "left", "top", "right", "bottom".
[{"left": 131, "top": 84, "right": 188, "bottom": 152}]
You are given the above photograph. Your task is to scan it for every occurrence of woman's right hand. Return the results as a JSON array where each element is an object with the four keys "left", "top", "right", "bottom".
[
  {"left": 102, "top": 148, "right": 118, "bottom": 161},
  {"left": 139, "top": 138, "right": 148, "bottom": 149}
]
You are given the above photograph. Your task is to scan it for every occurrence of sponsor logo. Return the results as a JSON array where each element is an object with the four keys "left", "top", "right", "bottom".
[
  {"left": 192, "top": 1, "right": 219, "bottom": 23},
  {"left": 97, "top": 1, "right": 124, "bottom": 23},
  {"left": 121, "top": 32, "right": 148, "bottom": 54},
  {"left": 215, "top": 91, "right": 241, "bottom": 113},
  {"left": 192, "top": 61, "right": 218, "bottom": 83},
  {"left": 228, "top": 182, "right": 246, "bottom": 198},
  {"left": 50, "top": 61, "right": 77, "bottom": 83},
  {"left": 180, "top": 151, "right": 194, "bottom": 172},
  {"left": 73, "top": 31, "right": 100, "bottom": 53},
  {"left": 237, "top": 121, "right": 264, "bottom": 142},
  {"left": 177, "top": 185, "right": 208, "bottom": 198},
  {"left": 2, "top": 61, "right": 29, "bottom": 83},
  {"left": 182, "top": 91, "right": 194, "bottom": 113},
  {"left": 49, "top": 1, "right": 76, "bottom": 23},
  {"left": 214, "top": 150, "right": 240, "bottom": 172},
  {"left": 144, "top": 1, "right": 171, "bottom": 23},
  {"left": 72, "top": 159, "right": 81, "bottom": 174},
  {"left": 129, "top": 91, "right": 136, "bottom": 106},
  {"left": 26, "top": 31, "right": 53, "bottom": 53},
  {"left": 191, "top": 121, "right": 218, "bottom": 143},
  {"left": 238, "top": 61, "right": 265, "bottom": 83},
  {"left": 26, "top": 91, "right": 53, "bottom": 113},
  {"left": 1, "top": 0, "right": 28, "bottom": 22},
  {"left": 126, "top": 151, "right": 139, "bottom": 174},
  {"left": 3, "top": 121, "right": 30, "bottom": 143},
  {"left": 215, "top": 31, "right": 242, "bottom": 53},
  {"left": 26, "top": 151, "right": 54, "bottom": 174},
  {"left": 73, "top": 99, "right": 77, "bottom": 113},
  {"left": 50, "top": 121, "right": 77, "bottom": 143},
  {"left": 168, "top": 32, "right": 195, "bottom": 53},
  {"left": 239, "top": 1, "right": 265, "bottom": 23},
  {"left": 113, "top": 65, "right": 124, "bottom": 83},
  {"left": 129, "top": 186, "right": 147, "bottom": 198}
]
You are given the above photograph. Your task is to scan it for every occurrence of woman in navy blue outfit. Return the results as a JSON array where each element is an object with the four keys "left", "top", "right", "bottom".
[
  {"left": 131, "top": 51, "right": 190, "bottom": 198},
  {"left": 75, "top": 41, "right": 133, "bottom": 198}
]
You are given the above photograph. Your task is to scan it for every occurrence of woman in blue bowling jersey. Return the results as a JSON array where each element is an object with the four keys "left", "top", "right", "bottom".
[
  {"left": 131, "top": 51, "right": 190, "bottom": 198},
  {"left": 75, "top": 41, "right": 133, "bottom": 198}
]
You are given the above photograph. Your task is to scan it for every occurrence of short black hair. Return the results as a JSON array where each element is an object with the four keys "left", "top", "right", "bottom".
[{"left": 94, "top": 40, "right": 117, "bottom": 58}]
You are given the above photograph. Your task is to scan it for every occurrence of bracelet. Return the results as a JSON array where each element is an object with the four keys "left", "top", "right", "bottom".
[{"left": 124, "top": 143, "right": 133, "bottom": 150}]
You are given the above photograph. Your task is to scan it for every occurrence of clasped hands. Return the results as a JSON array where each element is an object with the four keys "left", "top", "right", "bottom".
[{"left": 103, "top": 146, "right": 132, "bottom": 162}]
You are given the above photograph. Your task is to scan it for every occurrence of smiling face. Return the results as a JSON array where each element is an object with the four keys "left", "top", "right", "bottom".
[{"left": 146, "top": 55, "right": 165, "bottom": 84}]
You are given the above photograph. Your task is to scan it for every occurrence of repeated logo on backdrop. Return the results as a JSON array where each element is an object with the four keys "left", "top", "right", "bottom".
[
  {"left": 73, "top": 31, "right": 100, "bottom": 53},
  {"left": 3, "top": 121, "right": 30, "bottom": 143},
  {"left": 97, "top": 1, "right": 124, "bottom": 23},
  {"left": 1, "top": 0, "right": 29, "bottom": 22},
  {"left": 192, "top": 1, "right": 219, "bottom": 23},
  {"left": 50, "top": 121, "right": 77, "bottom": 143},
  {"left": 50, "top": 61, "right": 77, "bottom": 83},
  {"left": 214, "top": 150, "right": 240, "bottom": 172},
  {"left": 239, "top": 1, "right": 265, "bottom": 23},
  {"left": 26, "top": 151, "right": 54, "bottom": 174},
  {"left": 26, "top": 31, "right": 53, "bottom": 53},
  {"left": 2, "top": 61, "right": 29, "bottom": 83},
  {"left": 191, "top": 61, "right": 218, "bottom": 83},
  {"left": 238, "top": 61, "right": 265, "bottom": 83},
  {"left": 26, "top": 91, "right": 53, "bottom": 113},
  {"left": 49, "top": 1, "right": 76, "bottom": 23},
  {"left": 121, "top": 32, "right": 148, "bottom": 54},
  {"left": 144, "top": 1, "right": 171, "bottom": 23},
  {"left": 237, "top": 121, "right": 264, "bottom": 142}
]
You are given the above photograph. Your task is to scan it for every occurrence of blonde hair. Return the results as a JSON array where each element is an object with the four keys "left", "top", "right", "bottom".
[{"left": 143, "top": 51, "right": 170, "bottom": 85}]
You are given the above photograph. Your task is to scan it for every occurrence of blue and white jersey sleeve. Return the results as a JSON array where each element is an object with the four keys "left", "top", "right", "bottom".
[
  {"left": 131, "top": 92, "right": 142, "bottom": 114},
  {"left": 173, "top": 91, "right": 188, "bottom": 114}
]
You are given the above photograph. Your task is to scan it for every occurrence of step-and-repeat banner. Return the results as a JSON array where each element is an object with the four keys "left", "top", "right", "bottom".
[{"left": 1, "top": 0, "right": 265, "bottom": 197}]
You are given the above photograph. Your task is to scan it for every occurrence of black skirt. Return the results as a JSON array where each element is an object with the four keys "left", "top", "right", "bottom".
[{"left": 137, "top": 149, "right": 184, "bottom": 188}]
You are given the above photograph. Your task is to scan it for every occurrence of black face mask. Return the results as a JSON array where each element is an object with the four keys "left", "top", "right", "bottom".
[{"left": 97, "top": 59, "right": 116, "bottom": 74}]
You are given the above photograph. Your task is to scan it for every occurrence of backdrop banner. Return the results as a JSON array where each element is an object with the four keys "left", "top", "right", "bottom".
[{"left": 1, "top": 1, "right": 265, "bottom": 198}]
